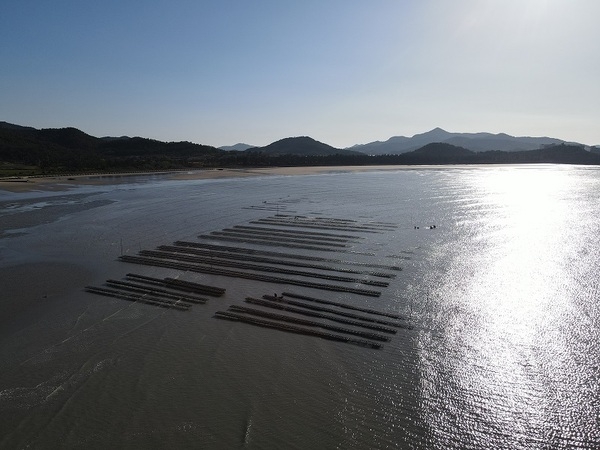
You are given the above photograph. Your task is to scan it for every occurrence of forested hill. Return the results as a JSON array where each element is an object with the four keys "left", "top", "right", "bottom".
[
  {"left": 250, "top": 136, "right": 361, "bottom": 156},
  {"left": 1, "top": 122, "right": 599, "bottom": 176},
  {"left": 383, "top": 142, "right": 600, "bottom": 165},
  {"left": 0, "top": 122, "right": 220, "bottom": 172}
]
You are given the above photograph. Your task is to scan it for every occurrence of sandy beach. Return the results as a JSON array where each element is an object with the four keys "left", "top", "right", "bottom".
[{"left": 0, "top": 165, "right": 420, "bottom": 193}]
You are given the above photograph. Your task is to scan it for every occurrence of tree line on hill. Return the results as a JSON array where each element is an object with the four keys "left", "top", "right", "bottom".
[{"left": 1, "top": 122, "right": 599, "bottom": 176}]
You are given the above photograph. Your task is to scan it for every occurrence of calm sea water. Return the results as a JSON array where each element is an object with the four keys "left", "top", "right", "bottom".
[{"left": 0, "top": 165, "right": 598, "bottom": 449}]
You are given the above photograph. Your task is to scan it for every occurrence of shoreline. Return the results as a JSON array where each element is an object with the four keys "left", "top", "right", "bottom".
[
  {"left": 0, "top": 163, "right": 575, "bottom": 194},
  {"left": 0, "top": 165, "right": 423, "bottom": 193}
]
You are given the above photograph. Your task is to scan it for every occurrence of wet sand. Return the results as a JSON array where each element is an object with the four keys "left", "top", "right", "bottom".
[
  {"left": 0, "top": 164, "right": 431, "bottom": 319},
  {"left": 0, "top": 165, "right": 419, "bottom": 193},
  {"left": 0, "top": 262, "right": 93, "bottom": 338}
]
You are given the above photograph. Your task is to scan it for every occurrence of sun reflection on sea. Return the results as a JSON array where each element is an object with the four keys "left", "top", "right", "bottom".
[{"left": 417, "top": 166, "right": 600, "bottom": 449}]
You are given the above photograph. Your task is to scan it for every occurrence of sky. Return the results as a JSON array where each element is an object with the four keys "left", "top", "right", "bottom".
[{"left": 1, "top": 0, "right": 599, "bottom": 148}]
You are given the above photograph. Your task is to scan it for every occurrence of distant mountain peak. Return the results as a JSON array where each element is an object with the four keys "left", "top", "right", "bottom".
[
  {"left": 253, "top": 136, "right": 360, "bottom": 156},
  {"left": 219, "top": 143, "right": 255, "bottom": 151},
  {"left": 349, "top": 128, "right": 571, "bottom": 155},
  {"left": 273, "top": 136, "right": 318, "bottom": 144},
  {"left": 414, "top": 127, "right": 451, "bottom": 139},
  {"left": 430, "top": 126, "right": 448, "bottom": 133}
]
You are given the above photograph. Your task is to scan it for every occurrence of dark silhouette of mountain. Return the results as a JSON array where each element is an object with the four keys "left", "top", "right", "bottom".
[
  {"left": 219, "top": 143, "right": 256, "bottom": 151},
  {"left": 216, "top": 143, "right": 600, "bottom": 167},
  {"left": 393, "top": 142, "right": 598, "bottom": 165},
  {"left": 0, "top": 122, "right": 220, "bottom": 172},
  {"left": 476, "top": 143, "right": 600, "bottom": 164},
  {"left": 100, "top": 135, "right": 132, "bottom": 141},
  {"left": 37, "top": 127, "right": 99, "bottom": 150},
  {"left": 0, "top": 121, "right": 36, "bottom": 132},
  {"left": 1, "top": 121, "right": 599, "bottom": 175},
  {"left": 250, "top": 136, "right": 361, "bottom": 156},
  {"left": 405, "top": 142, "right": 476, "bottom": 163},
  {"left": 351, "top": 128, "right": 569, "bottom": 155}
]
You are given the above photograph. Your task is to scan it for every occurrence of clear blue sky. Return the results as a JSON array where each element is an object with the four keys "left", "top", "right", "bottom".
[{"left": 1, "top": 0, "right": 599, "bottom": 147}]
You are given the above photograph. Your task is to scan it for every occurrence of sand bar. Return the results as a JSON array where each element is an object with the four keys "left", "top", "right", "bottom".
[{"left": 0, "top": 165, "right": 428, "bottom": 193}]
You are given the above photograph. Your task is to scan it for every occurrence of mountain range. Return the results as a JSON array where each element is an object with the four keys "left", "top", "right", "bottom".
[
  {"left": 347, "top": 127, "right": 577, "bottom": 154},
  {"left": 220, "top": 127, "right": 596, "bottom": 155},
  {"left": 1, "top": 121, "right": 599, "bottom": 176}
]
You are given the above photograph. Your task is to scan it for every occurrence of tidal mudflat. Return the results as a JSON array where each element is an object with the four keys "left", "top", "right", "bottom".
[{"left": 1, "top": 165, "right": 598, "bottom": 449}]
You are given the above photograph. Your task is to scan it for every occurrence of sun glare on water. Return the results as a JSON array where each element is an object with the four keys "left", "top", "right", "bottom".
[{"left": 418, "top": 166, "right": 597, "bottom": 448}]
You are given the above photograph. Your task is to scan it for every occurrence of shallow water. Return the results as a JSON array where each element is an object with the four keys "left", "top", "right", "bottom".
[{"left": 0, "top": 165, "right": 598, "bottom": 449}]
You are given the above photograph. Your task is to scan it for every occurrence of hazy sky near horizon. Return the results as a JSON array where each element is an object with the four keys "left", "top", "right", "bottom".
[{"left": 1, "top": 1, "right": 599, "bottom": 148}]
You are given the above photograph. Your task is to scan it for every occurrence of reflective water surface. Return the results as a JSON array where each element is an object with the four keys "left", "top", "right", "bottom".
[{"left": 1, "top": 165, "right": 598, "bottom": 449}]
